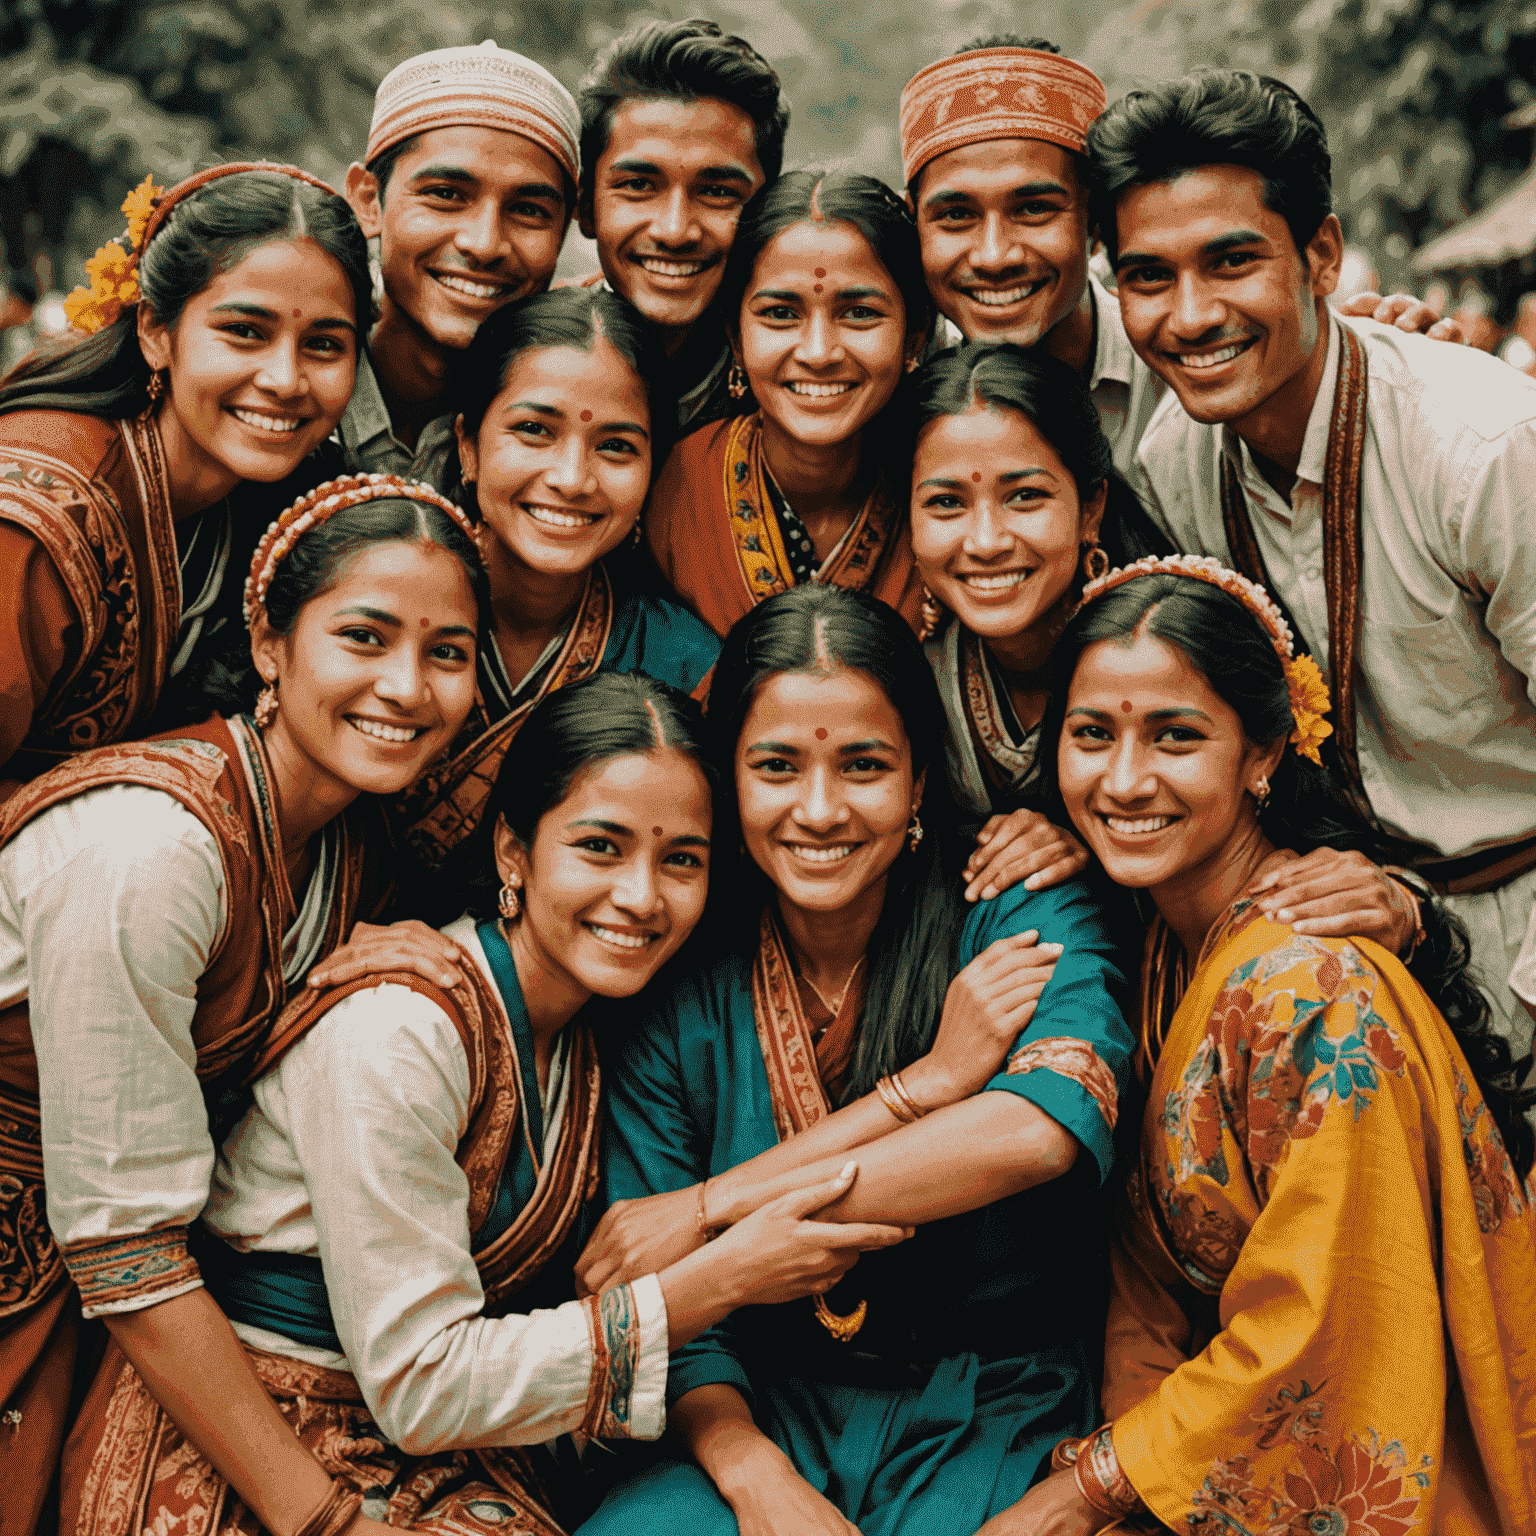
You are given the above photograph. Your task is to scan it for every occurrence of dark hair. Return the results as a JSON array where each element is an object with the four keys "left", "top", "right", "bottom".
[
  {"left": 450, "top": 287, "right": 675, "bottom": 512},
  {"left": 1034, "top": 573, "right": 1535, "bottom": 1178},
  {"left": 708, "top": 584, "right": 970, "bottom": 1102},
  {"left": 0, "top": 170, "right": 372, "bottom": 419},
  {"left": 366, "top": 133, "right": 421, "bottom": 205},
  {"left": 908, "top": 341, "right": 1173, "bottom": 566},
  {"left": 719, "top": 168, "right": 931, "bottom": 346},
  {"left": 200, "top": 494, "right": 489, "bottom": 717},
  {"left": 578, "top": 17, "right": 789, "bottom": 190},
  {"left": 955, "top": 33, "right": 1060, "bottom": 53},
  {"left": 1087, "top": 69, "right": 1333, "bottom": 261}
]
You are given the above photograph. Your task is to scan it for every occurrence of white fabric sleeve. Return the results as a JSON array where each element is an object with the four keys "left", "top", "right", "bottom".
[
  {"left": 272, "top": 982, "right": 669, "bottom": 1453},
  {"left": 2, "top": 785, "right": 226, "bottom": 1314}
]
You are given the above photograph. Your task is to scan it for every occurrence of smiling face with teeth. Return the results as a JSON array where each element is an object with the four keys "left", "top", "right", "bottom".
[
  {"left": 251, "top": 537, "right": 481, "bottom": 818},
  {"left": 1057, "top": 629, "right": 1283, "bottom": 927},
  {"left": 911, "top": 402, "right": 1105, "bottom": 649},
  {"left": 737, "top": 220, "right": 912, "bottom": 456},
  {"left": 736, "top": 667, "right": 922, "bottom": 924},
  {"left": 913, "top": 138, "right": 1092, "bottom": 358},
  {"left": 582, "top": 97, "right": 764, "bottom": 347},
  {"left": 137, "top": 238, "right": 359, "bottom": 507},
  {"left": 1111, "top": 166, "right": 1343, "bottom": 442},
  {"left": 347, "top": 125, "right": 570, "bottom": 357},
  {"left": 496, "top": 748, "right": 712, "bottom": 1004},
  {"left": 456, "top": 339, "right": 652, "bottom": 591}
]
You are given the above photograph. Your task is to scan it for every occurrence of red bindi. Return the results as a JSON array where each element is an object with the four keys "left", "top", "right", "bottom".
[
  {"left": 971, "top": 471, "right": 982, "bottom": 482},
  {"left": 292, "top": 308, "right": 301, "bottom": 317},
  {"left": 420, "top": 617, "right": 429, "bottom": 626},
  {"left": 815, "top": 727, "right": 828, "bottom": 740},
  {"left": 814, "top": 284, "right": 823, "bottom": 294},
  {"left": 1120, "top": 700, "right": 1133, "bottom": 713},
  {"left": 580, "top": 409, "right": 593, "bottom": 422},
  {"left": 814, "top": 267, "right": 826, "bottom": 278},
  {"left": 652, "top": 825, "right": 663, "bottom": 837}
]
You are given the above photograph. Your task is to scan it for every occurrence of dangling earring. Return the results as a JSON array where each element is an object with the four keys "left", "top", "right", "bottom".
[
  {"left": 254, "top": 681, "right": 279, "bottom": 730},
  {"left": 1253, "top": 775, "right": 1270, "bottom": 806},
  {"left": 145, "top": 368, "right": 167, "bottom": 403},
  {"left": 727, "top": 362, "right": 748, "bottom": 401},
  {"left": 631, "top": 512, "right": 643, "bottom": 548},
  {"left": 1080, "top": 536, "right": 1108, "bottom": 582},
  {"left": 917, "top": 586, "right": 944, "bottom": 643},
  {"left": 498, "top": 872, "right": 523, "bottom": 922},
  {"left": 907, "top": 810, "right": 924, "bottom": 854}
]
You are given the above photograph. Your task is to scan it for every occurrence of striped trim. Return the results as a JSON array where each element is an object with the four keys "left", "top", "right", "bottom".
[
  {"left": 63, "top": 1226, "right": 202, "bottom": 1317},
  {"left": 580, "top": 1284, "right": 642, "bottom": 1440}
]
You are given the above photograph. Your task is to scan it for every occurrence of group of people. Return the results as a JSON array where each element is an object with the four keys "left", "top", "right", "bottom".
[{"left": 0, "top": 15, "right": 1533, "bottom": 1536}]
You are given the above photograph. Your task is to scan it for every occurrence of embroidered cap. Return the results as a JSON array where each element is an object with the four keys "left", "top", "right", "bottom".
[
  {"left": 899, "top": 47, "right": 1107, "bottom": 186},
  {"left": 366, "top": 39, "right": 580, "bottom": 187}
]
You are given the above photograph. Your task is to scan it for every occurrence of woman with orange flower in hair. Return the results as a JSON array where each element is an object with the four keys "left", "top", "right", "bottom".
[
  {"left": 0, "top": 163, "right": 371, "bottom": 796},
  {"left": 981, "top": 557, "right": 1536, "bottom": 1536},
  {"left": 0, "top": 475, "right": 483, "bottom": 1535}
]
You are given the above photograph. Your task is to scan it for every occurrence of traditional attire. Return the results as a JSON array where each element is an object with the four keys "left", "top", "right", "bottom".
[
  {"left": 0, "top": 714, "right": 388, "bottom": 1536},
  {"left": 1083, "top": 896, "right": 1536, "bottom": 1533},
  {"left": 63, "top": 917, "right": 669, "bottom": 1534},
  {"left": 397, "top": 562, "right": 719, "bottom": 873},
  {"left": 582, "top": 877, "right": 1133, "bottom": 1536},
  {"left": 1133, "top": 313, "right": 1536, "bottom": 1062},
  {"left": 644, "top": 414, "right": 925, "bottom": 640}
]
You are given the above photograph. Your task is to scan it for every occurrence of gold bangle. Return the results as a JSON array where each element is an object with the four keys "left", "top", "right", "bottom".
[
  {"left": 696, "top": 1177, "right": 717, "bottom": 1239},
  {"left": 1073, "top": 1454, "right": 1123, "bottom": 1518},
  {"left": 875, "top": 1074, "right": 919, "bottom": 1124},
  {"left": 889, "top": 1070, "right": 927, "bottom": 1122},
  {"left": 291, "top": 1484, "right": 364, "bottom": 1536}
]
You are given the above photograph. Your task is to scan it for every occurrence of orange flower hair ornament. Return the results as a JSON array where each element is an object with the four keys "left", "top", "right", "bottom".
[
  {"left": 1078, "top": 553, "right": 1334, "bottom": 765},
  {"left": 244, "top": 473, "right": 478, "bottom": 626},
  {"left": 64, "top": 162, "right": 340, "bottom": 336}
]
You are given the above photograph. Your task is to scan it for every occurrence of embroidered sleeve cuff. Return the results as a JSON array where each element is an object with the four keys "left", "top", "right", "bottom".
[
  {"left": 618, "top": 1273, "right": 669, "bottom": 1440},
  {"left": 63, "top": 1227, "right": 203, "bottom": 1318},
  {"left": 1089, "top": 1425, "right": 1147, "bottom": 1517},
  {"left": 987, "top": 1036, "right": 1120, "bottom": 1183},
  {"left": 580, "top": 1282, "right": 649, "bottom": 1441}
]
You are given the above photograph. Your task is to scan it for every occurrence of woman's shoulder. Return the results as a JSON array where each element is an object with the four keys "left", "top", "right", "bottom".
[
  {"left": 607, "top": 588, "right": 721, "bottom": 689},
  {"left": 959, "top": 866, "right": 1124, "bottom": 956},
  {"left": 652, "top": 415, "right": 743, "bottom": 498},
  {"left": 0, "top": 408, "right": 123, "bottom": 490}
]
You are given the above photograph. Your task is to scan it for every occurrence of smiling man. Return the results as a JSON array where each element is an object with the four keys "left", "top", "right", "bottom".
[
  {"left": 339, "top": 40, "right": 581, "bottom": 489},
  {"left": 577, "top": 18, "right": 788, "bottom": 427},
  {"left": 899, "top": 36, "right": 1456, "bottom": 476},
  {"left": 1090, "top": 69, "right": 1536, "bottom": 1065}
]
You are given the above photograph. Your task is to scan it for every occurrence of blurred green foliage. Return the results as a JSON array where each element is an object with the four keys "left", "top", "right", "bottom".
[{"left": 2, "top": 0, "right": 1530, "bottom": 305}]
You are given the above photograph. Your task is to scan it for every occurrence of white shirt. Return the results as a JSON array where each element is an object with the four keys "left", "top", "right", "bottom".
[
  {"left": 205, "top": 915, "right": 670, "bottom": 1453},
  {"left": 1133, "top": 314, "right": 1536, "bottom": 857}
]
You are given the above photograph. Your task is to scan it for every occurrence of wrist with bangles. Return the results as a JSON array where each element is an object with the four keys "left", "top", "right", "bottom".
[
  {"left": 291, "top": 1481, "right": 364, "bottom": 1536},
  {"left": 696, "top": 1176, "right": 721, "bottom": 1240},
  {"left": 875, "top": 1069, "right": 927, "bottom": 1125}
]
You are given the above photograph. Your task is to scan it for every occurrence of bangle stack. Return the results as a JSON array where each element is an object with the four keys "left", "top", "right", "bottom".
[
  {"left": 291, "top": 1482, "right": 364, "bottom": 1536},
  {"left": 874, "top": 1071, "right": 925, "bottom": 1124}
]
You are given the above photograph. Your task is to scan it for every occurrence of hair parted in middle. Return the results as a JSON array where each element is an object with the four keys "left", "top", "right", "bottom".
[
  {"left": 1086, "top": 68, "right": 1333, "bottom": 261},
  {"left": 707, "top": 582, "right": 971, "bottom": 1103},
  {"left": 578, "top": 16, "right": 790, "bottom": 190}
]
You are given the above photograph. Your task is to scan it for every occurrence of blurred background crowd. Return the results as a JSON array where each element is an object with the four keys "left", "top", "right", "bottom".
[{"left": 4, "top": 0, "right": 1535, "bottom": 371}]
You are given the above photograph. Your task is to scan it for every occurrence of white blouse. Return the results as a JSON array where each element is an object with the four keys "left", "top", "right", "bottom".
[{"left": 205, "top": 915, "right": 670, "bottom": 1454}]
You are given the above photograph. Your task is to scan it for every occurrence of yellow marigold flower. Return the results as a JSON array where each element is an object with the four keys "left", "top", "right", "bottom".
[
  {"left": 121, "top": 175, "right": 164, "bottom": 252},
  {"left": 1284, "top": 655, "right": 1334, "bottom": 765}
]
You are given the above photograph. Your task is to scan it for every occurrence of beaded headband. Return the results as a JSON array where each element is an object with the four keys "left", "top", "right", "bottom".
[
  {"left": 243, "top": 473, "right": 478, "bottom": 625},
  {"left": 64, "top": 162, "right": 341, "bottom": 336},
  {"left": 1078, "top": 553, "right": 1333, "bottom": 765}
]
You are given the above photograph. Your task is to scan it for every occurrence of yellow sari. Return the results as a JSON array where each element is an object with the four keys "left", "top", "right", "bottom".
[{"left": 1093, "top": 897, "right": 1536, "bottom": 1534}]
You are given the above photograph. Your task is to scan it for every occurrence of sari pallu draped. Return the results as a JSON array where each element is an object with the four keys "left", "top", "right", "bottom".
[
  {"left": 0, "top": 411, "right": 180, "bottom": 791},
  {"left": 1093, "top": 897, "right": 1536, "bottom": 1534},
  {"left": 0, "top": 715, "right": 388, "bottom": 1536},
  {"left": 644, "top": 414, "right": 925, "bottom": 640},
  {"left": 60, "top": 951, "right": 619, "bottom": 1536}
]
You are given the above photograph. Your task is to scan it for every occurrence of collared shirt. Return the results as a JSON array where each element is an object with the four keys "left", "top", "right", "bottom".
[
  {"left": 933, "top": 273, "right": 1165, "bottom": 475},
  {"left": 335, "top": 351, "right": 457, "bottom": 494},
  {"left": 1133, "top": 313, "right": 1536, "bottom": 858}
]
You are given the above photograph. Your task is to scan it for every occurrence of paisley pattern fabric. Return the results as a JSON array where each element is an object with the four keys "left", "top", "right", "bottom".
[{"left": 1101, "top": 897, "right": 1536, "bottom": 1534}]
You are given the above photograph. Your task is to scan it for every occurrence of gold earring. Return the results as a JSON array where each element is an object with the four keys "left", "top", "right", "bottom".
[
  {"left": 904, "top": 353, "right": 919, "bottom": 374},
  {"left": 1254, "top": 775, "right": 1271, "bottom": 805},
  {"left": 631, "top": 512, "right": 643, "bottom": 548},
  {"left": 918, "top": 586, "right": 944, "bottom": 643},
  {"left": 1081, "top": 537, "right": 1109, "bottom": 582},
  {"left": 145, "top": 368, "right": 167, "bottom": 403},
  {"left": 907, "top": 810, "right": 924, "bottom": 853},
  {"left": 727, "top": 363, "right": 748, "bottom": 400},
  {"left": 498, "top": 874, "right": 522, "bottom": 921},
  {"left": 254, "top": 681, "right": 278, "bottom": 730}
]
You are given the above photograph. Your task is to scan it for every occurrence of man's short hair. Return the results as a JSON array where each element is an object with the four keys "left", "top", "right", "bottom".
[
  {"left": 578, "top": 17, "right": 790, "bottom": 188},
  {"left": 366, "top": 134, "right": 420, "bottom": 206},
  {"left": 954, "top": 34, "right": 1060, "bottom": 54},
  {"left": 1087, "top": 68, "right": 1332, "bottom": 259}
]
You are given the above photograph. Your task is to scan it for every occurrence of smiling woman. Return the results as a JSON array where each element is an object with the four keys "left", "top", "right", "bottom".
[
  {"left": 394, "top": 287, "right": 719, "bottom": 887},
  {"left": 0, "top": 163, "right": 372, "bottom": 793},
  {"left": 0, "top": 473, "right": 484, "bottom": 1536},
  {"left": 642, "top": 170, "right": 931, "bottom": 639}
]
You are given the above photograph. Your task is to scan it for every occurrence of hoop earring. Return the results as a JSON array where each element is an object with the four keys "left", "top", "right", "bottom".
[
  {"left": 1253, "top": 775, "right": 1270, "bottom": 806},
  {"left": 253, "top": 682, "right": 278, "bottom": 730},
  {"left": 727, "top": 363, "right": 748, "bottom": 401},
  {"left": 1081, "top": 537, "right": 1108, "bottom": 582},
  {"left": 907, "top": 811, "right": 924, "bottom": 854},
  {"left": 917, "top": 586, "right": 944, "bottom": 643},
  {"left": 498, "top": 874, "right": 523, "bottom": 921},
  {"left": 145, "top": 368, "right": 167, "bottom": 403}
]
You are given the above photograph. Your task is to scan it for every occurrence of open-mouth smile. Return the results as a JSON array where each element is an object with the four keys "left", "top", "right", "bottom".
[
  {"left": 346, "top": 715, "right": 427, "bottom": 744},
  {"left": 1161, "top": 336, "right": 1258, "bottom": 371},
  {"left": 958, "top": 569, "right": 1032, "bottom": 593},
  {"left": 230, "top": 406, "right": 308, "bottom": 435},
  {"left": 783, "top": 841, "right": 860, "bottom": 865},
  {"left": 431, "top": 271, "right": 515, "bottom": 303},
  {"left": 1100, "top": 813, "right": 1178, "bottom": 836},
  {"left": 961, "top": 276, "right": 1050, "bottom": 308},
  {"left": 525, "top": 503, "right": 601, "bottom": 530},
  {"left": 783, "top": 380, "right": 857, "bottom": 398},
  {"left": 631, "top": 254, "right": 715, "bottom": 280},
  {"left": 585, "top": 922, "right": 657, "bottom": 951}
]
